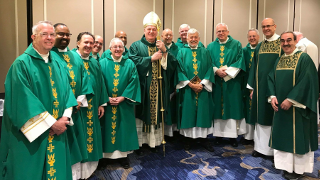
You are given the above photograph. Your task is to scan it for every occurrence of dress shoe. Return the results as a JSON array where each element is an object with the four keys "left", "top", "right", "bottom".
[
  {"left": 252, "top": 150, "right": 265, "bottom": 158},
  {"left": 184, "top": 142, "right": 191, "bottom": 151},
  {"left": 96, "top": 158, "right": 107, "bottom": 170},
  {"left": 135, "top": 148, "right": 143, "bottom": 156},
  {"left": 119, "top": 157, "right": 130, "bottom": 169},
  {"left": 214, "top": 137, "right": 223, "bottom": 145},
  {"left": 283, "top": 171, "right": 302, "bottom": 180},
  {"left": 240, "top": 137, "right": 254, "bottom": 145},
  {"left": 150, "top": 147, "right": 158, "bottom": 153},
  {"left": 229, "top": 138, "right": 238, "bottom": 147},
  {"left": 201, "top": 142, "right": 215, "bottom": 152}
]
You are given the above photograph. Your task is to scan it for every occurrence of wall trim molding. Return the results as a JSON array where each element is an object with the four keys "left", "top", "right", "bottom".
[
  {"left": 91, "top": 0, "right": 94, "bottom": 34},
  {"left": 172, "top": 0, "right": 174, "bottom": 33},
  {"left": 204, "top": 0, "right": 207, "bottom": 45},
  {"left": 114, "top": 0, "right": 116, "bottom": 35},
  {"left": 43, "top": 0, "right": 47, "bottom": 20},
  {"left": 220, "top": 0, "right": 223, "bottom": 22},
  {"left": 299, "top": 0, "right": 302, "bottom": 31},
  {"left": 287, "top": 0, "right": 290, "bottom": 30},
  {"left": 14, "top": 0, "right": 19, "bottom": 57}
]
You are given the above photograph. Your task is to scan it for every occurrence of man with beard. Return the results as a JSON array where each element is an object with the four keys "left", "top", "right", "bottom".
[
  {"left": 91, "top": 35, "right": 103, "bottom": 61},
  {"left": 0, "top": 21, "right": 77, "bottom": 180},
  {"left": 176, "top": 28, "right": 215, "bottom": 151},
  {"left": 247, "top": 18, "right": 283, "bottom": 159},
  {"left": 268, "top": 31, "right": 319, "bottom": 179},
  {"left": 176, "top": 24, "right": 205, "bottom": 48},
  {"left": 129, "top": 12, "right": 177, "bottom": 155},
  {"left": 207, "top": 23, "right": 246, "bottom": 147},
  {"left": 241, "top": 28, "right": 259, "bottom": 145},
  {"left": 72, "top": 32, "right": 109, "bottom": 179},
  {"left": 51, "top": 23, "right": 93, "bottom": 179},
  {"left": 101, "top": 31, "right": 129, "bottom": 59}
]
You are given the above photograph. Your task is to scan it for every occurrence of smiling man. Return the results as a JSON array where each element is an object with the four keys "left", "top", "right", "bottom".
[
  {"left": 91, "top": 35, "right": 103, "bottom": 61},
  {"left": 176, "top": 24, "right": 205, "bottom": 48},
  {"left": 268, "top": 31, "right": 319, "bottom": 179}
]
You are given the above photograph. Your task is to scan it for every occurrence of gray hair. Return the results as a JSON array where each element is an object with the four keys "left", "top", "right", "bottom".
[
  {"left": 109, "top": 38, "right": 124, "bottom": 48},
  {"left": 187, "top": 28, "right": 200, "bottom": 38},
  {"left": 32, "top": 21, "right": 53, "bottom": 35},
  {"left": 216, "top": 23, "right": 229, "bottom": 31},
  {"left": 247, "top": 28, "right": 259, "bottom": 36},
  {"left": 179, "top": 24, "right": 190, "bottom": 31}
]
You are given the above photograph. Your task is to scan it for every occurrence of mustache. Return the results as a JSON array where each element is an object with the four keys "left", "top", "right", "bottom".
[{"left": 283, "top": 45, "right": 290, "bottom": 48}]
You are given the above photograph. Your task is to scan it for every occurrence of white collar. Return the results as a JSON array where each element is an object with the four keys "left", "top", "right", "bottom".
[
  {"left": 76, "top": 50, "right": 89, "bottom": 60},
  {"left": 284, "top": 48, "right": 299, "bottom": 56},
  {"left": 92, "top": 54, "right": 97, "bottom": 59},
  {"left": 57, "top": 47, "right": 67, "bottom": 52},
  {"left": 249, "top": 44, "right": 257, "bottom": 49},
  {"left": 166, "top": 43, "right": 173, "bottom": 49},
  {"left": 188, "top": 44, "right": 198, "bottom": 50},
  {"left": 265, "top": 34, "right": 280, "bottom": 42},
  {"left": 33, "top": 46, "right": 49, "bottom": 63},
  {"left": 112, "top": 55, "right": 122, "bottom": 62},
  {"left": 219, "top": 37, "right": 229, "bottom": 44}
]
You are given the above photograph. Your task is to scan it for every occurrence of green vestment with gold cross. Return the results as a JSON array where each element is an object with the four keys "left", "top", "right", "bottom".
[
  {"left": 0, "top": 44, "right": 78, "bottom": 180},
  {"left": 99, "top": 53, "right": 141, "bottom": 153},
  {"left": 267, "top": 51, "right": 319, "bottom": 154},
  {"left": 207, "top": 35, "right": 246, "bottom": 120}
]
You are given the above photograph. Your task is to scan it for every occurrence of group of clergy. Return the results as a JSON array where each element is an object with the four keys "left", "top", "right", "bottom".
[{"left": 0, "top": 11, "right": 318, "bottom": 180}]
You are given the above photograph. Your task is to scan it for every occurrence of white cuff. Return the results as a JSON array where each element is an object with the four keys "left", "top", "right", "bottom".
[
  {"left": 161, "top": 54, "right": 167, "bottom": 70},
  {"left": 200, "top": 79, "right": 212, "bottom": 92},
  {"left": 225, "top": 67, "right": 240, "bottom": 78},
  {"left": 247, "top": 84, "right": 253, "bottom": 90},
  {"left": 176, "top": 80, "right": 190, "bottom": 89},
  {"left": 63, "top": 107, "right": 74, "bottom": 126},
  {"left": 21, "top": 111, "right": 56, "bottom": 143},
  {"left": 125, "top": 97, "right": 136, "bottom": 103},
  {"left": 101, "top": 103, "right": 108, "bottom": 107},
  {"left": 287, "top": 98, "right": 306, "bottom": 109},
  {"left": 268, "top": 95, "right": 276, "bottom": 103},
  {"left": 223, "top": 75, "right": 232, "bottom": 82},
  {"left": 213, "top": 67, "right": 218, "bottom": 74},
  {"left": 77, "top": 95, "right": 88, "bottom": 107}
]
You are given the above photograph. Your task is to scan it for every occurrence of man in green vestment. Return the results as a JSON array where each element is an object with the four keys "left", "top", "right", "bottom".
[
  {"left": 101, "top": 31, "right": 129, "bottom": 59},
  {"left": 51, "top": 23, "right": 94, "bottom": 179},
  {"left": 91, "top": 35, "right": 103, "bottom": 61},
  {"left": 100, "top": 38, "right": 141, "bottom": 169},
  {"left": 247, "top": 18, "right": 283, "bottom": 158},
  {"left": 0, "top": 21, "right": 78, "bottom": 180},
  {"left": 129, "top": 12, "right": 177, "bottom": 155},
  {"left": 268, "top": 31, "right": 319, "bottom": 179},
  {"left": 176, "top": 24, "right": 205, "bottom": 48},
  {"left": 176, "top": 28, "right": 215, "bottom": 151},
  {"left": 207, "top": 23, "right": 246, "bottom": 147},
  {"left": 241, "top": 28, "right": 259, "bottom": 145},
  {"left": 72, "top": 32, "right": 109, "bottom": 179}
]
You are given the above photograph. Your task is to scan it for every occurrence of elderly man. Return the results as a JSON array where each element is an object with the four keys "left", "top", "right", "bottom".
[
  {"left": 91, "top": 35, "right": 103, "bottom": 61},
  {"left": 247, "top": 18, "right": 283, "bottom": 159},
  {"left": 241, "top": 28, "right": 260, "bottom": 145},
  {"left": 129, "top": 12, "right": 177, "bottom": 155},
  {"left": 176, "top": 24, "right": 205, "bottom": 48},
  {"left": 176, "top": 28, "right": 215, "bottom": 151},
  {"left": 99, "top": 38, "right": 141, "bottom": 169},
  {"left": 207, "top": 23, "right": 246, "bottom": 147},
  {"left": 101, "top": 31, "right": 129, "bottom": 59},
  {"left": 72, "top": 32, "right": 109, "bottom": 179},
  {"left": 268, "top": 31, "right": 319, "bottom": 180},
  {"left": 0, "top": 21, "right": 77, "bottom": 180},
  {"left": 51, "top": 23, "right": 94, "bottom": 180}
]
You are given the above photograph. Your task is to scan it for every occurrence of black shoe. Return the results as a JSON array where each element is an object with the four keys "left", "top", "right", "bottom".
[
  {"left": 229, "top": 138, "right": 238, "bottom": 147},
  {"left": 184, "top": 142, "right": 191, "bottom": 151},
  {"left": 201, "top": 142, "right": 215, "bottom": 152},
  {"left": 150, "top": 147, "right": 158, "bottom": 153},
  {"left": 252, "top": 150, "right": 265, "bottom": 158},
  {"left": 119, "top": 157, "right": 130, "bottom": 169},
  {"left": 265, "top": 155, "right": 274, "bottom": 162},
  {"left": 283, "top": 171, "right": 302, "bottom": 180},
  {"left": 240, "top": 137, "right": 253, "bottom": 145},
  {"left": 96, "top": 158, "right": 107, "bottom": 170},
  {"left": 272, "top": 162, "right": 275, "bottom": 169},
  {"left": 135, "top": 148, "right": 143, "bottom": 156},
  {"left": 214, "top": 137, "right": 223, "bottom": 145}
]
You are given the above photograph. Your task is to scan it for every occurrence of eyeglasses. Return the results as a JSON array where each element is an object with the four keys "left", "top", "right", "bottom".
[
  {"left": 56, "top": 32, "right": 72, "bottom": 37},
  {"left": 111, "top": 46, "right": 124, "bottom": 49},
  {"left": 217, "top": 30, "right": 227, "bottom": 34},
  {"left": 261, "top": 24, "right": 275, "bottom": 29},
  {"left": 39, "top": 32, "right": 56, "bottom": 38}
]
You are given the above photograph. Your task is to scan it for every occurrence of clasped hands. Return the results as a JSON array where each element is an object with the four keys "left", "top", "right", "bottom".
[
  {"left": 271, "top": 97, "right": 292, "bottom": 112},
  {"left": 109, "top": 96, "right": 125, "bottom": 106},
  {"left": 216, "top": 67, "right": 228, "bottom": 78},
  {"left": 188, "top": 82, "right": 203, "bottom": 93},
  {"left": 151, "top": 40, "right": 167, "bottom": 62}
]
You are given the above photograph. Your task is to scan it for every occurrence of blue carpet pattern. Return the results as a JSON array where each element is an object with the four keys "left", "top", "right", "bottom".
[{"left": 89, "top": 128, "right": 320, "bottom": 180}]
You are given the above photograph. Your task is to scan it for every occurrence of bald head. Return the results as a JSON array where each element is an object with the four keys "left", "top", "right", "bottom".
[
  {"left": 161, "top": 28, "right": 173, "bottom": 46},
  {"left": 115, "top": 31, "right": 127, "bottom": 46},
  {"left": 261, "top": 18, "right": 277, "bottom": 39},
  {"left": 293, "top": 31, "right": 304, "bottom": 42}
]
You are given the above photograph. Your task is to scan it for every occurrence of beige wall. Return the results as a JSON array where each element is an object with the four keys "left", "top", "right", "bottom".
[{"left": 1, "top": 0, "right": 320, "bottom": 93}]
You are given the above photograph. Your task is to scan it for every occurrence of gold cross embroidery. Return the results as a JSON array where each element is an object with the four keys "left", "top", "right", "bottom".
[
  {"left": 47, "top": 144, "right": 55, "bottom": 153},
  {"left": 112, "top": 87, "right": 118, "bottom": 93},
  {"left": 87, "top": 137, "right": 93, "bottom": 143},
  {"left": 87, "top": 120, "right": 93, "bottom": 126},
  {"left": 53, "top": 100, "right": 59, "bottom": 108},
  {"left": 70, "top": 80, "right": 76, "bottom": 87},
  {"left": 47, "top": 167, "right": 56, "bottom": 177},
  {"left": 67, "top": 63, "right": 73, "bottom": 69},
  {"left": 111, "top": 130, "right": 116, "bottom": 136},
  {"left": 112, "top": 115, "right": 117, "bottom": 121}
]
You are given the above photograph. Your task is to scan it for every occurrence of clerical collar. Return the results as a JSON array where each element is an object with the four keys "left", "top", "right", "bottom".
[
  {"left": 92, "top": 54, "right": 97, "bottom": 59},
  {"left": 250, "top": 44, "right": 256, "bottom": 49},
  {"left": 219, "top": 37, "right": 229, "bottom": 44},
  {"left": 33, "top": 45, "right": 49, "bottom": 63},
  {"left": 265, "top": 34, "right": 280, "bottom": 42},
  {"left": 166, "top": 43, "right": 173, "bottom": 49},
  {"left": 57, "top": 47, "right": 68, "bottom": 52},
  {"left": 188, "top": 44, "right": 198, "bottom": 49},
  {"left": 111, "top": 55, "right": 122, "bottom": 62},
  {"left": 76, "top": 50, "right": 89, "bottom": 60},
  {"left": 284, "top": 48, "right": 298, "bottom": 56}
]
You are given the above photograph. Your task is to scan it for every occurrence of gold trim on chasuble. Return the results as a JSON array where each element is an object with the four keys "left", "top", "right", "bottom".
[
  {"left": 192, "top": 51, "right": 199, "bottom": 106},
  {"left": 47, "top": 65, "right": 57, "bottom": 179},
  {"left": 219, "top": 45, "right": 225, "bottom": 116},
  {"left": 111, "top": 64, "right": 120, "bottom": 144},
  {"left": 148, "top": 46, "right": 159, "bottom": 131}
]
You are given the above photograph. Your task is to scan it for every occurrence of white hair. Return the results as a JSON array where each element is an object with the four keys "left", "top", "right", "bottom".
[
  {"left": 109, "top": 38, "right": 124, "bottom": 48},
  {"left": 247, "top": 28, "right": 259, "bottom": 36},
  {"left": 179, "top": 24, "right": 190, "bottom": 31},
  {"left": 216, "top": 23, "right": 228, "bottom": 31},
  {"left": 32, "top": 21, "right": 53, "bottom": 35},
  {"left": 187, "top": 28, "right": 200, "bottom": 38}
]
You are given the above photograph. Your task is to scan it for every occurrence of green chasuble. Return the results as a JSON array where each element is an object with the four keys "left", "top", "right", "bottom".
[
  {"left": 0, "top": 44, "right": 78, "bottom": 180},
  {"left": 99, "top": 54, "right": 141, "bottom": 153},
  {"left": 101, "top": 46, "right": 129, "bottom": 59},
  {"left": 129, "top": 35, "right": 178, "bottom": 132},
  {"left": 247, "top": 38, "right": 283, "bottom": 126},
  {"left": 72, "top": 50, "right": 109, "bottom": 162},
  {"left": 176, "top": 37, "right": 205, "bottom": 48},
  {"left": 176, "top": 46, "right": 215, "bottom": 129},
  {"left": 267, "top": 51, "right": 319, "bottom": 154},
  {"left": 207, "top": 35, "right": 246, "bottom": 120},
  {"left": 242, "top": 43, "right": 255, "bottom": 125},
  {"left": 51, "top": 47, "right": 94, "bottom": 165}
]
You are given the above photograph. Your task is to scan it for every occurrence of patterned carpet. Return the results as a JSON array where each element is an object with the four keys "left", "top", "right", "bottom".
[{"left": 89, "top": 127, "right": 320, "bottom": 180}]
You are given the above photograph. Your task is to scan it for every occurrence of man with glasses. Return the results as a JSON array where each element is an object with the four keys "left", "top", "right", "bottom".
[
  {"left": 247, "top": 18, "right": 284, "bottom": 160},
  {"left": 176, "top": 24, "right": 205, "bottom": 48},
  {"left": 268, "top": 31, "right": 318, "bottom": 179},
  {"left": 91, "top": 35, "right": 103, "bottom": 61},
  {"left": 0, "top": 21, "right": 77, "bottom": 180},
  {"left": 207, "top": 23, "right": 246, "bottom": 147},
  {"left": 51, "top": 23, "right": 93, "bottom": 179},
  {"left": 101, "top": 31, "right": 129, "bottom": 59}
]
